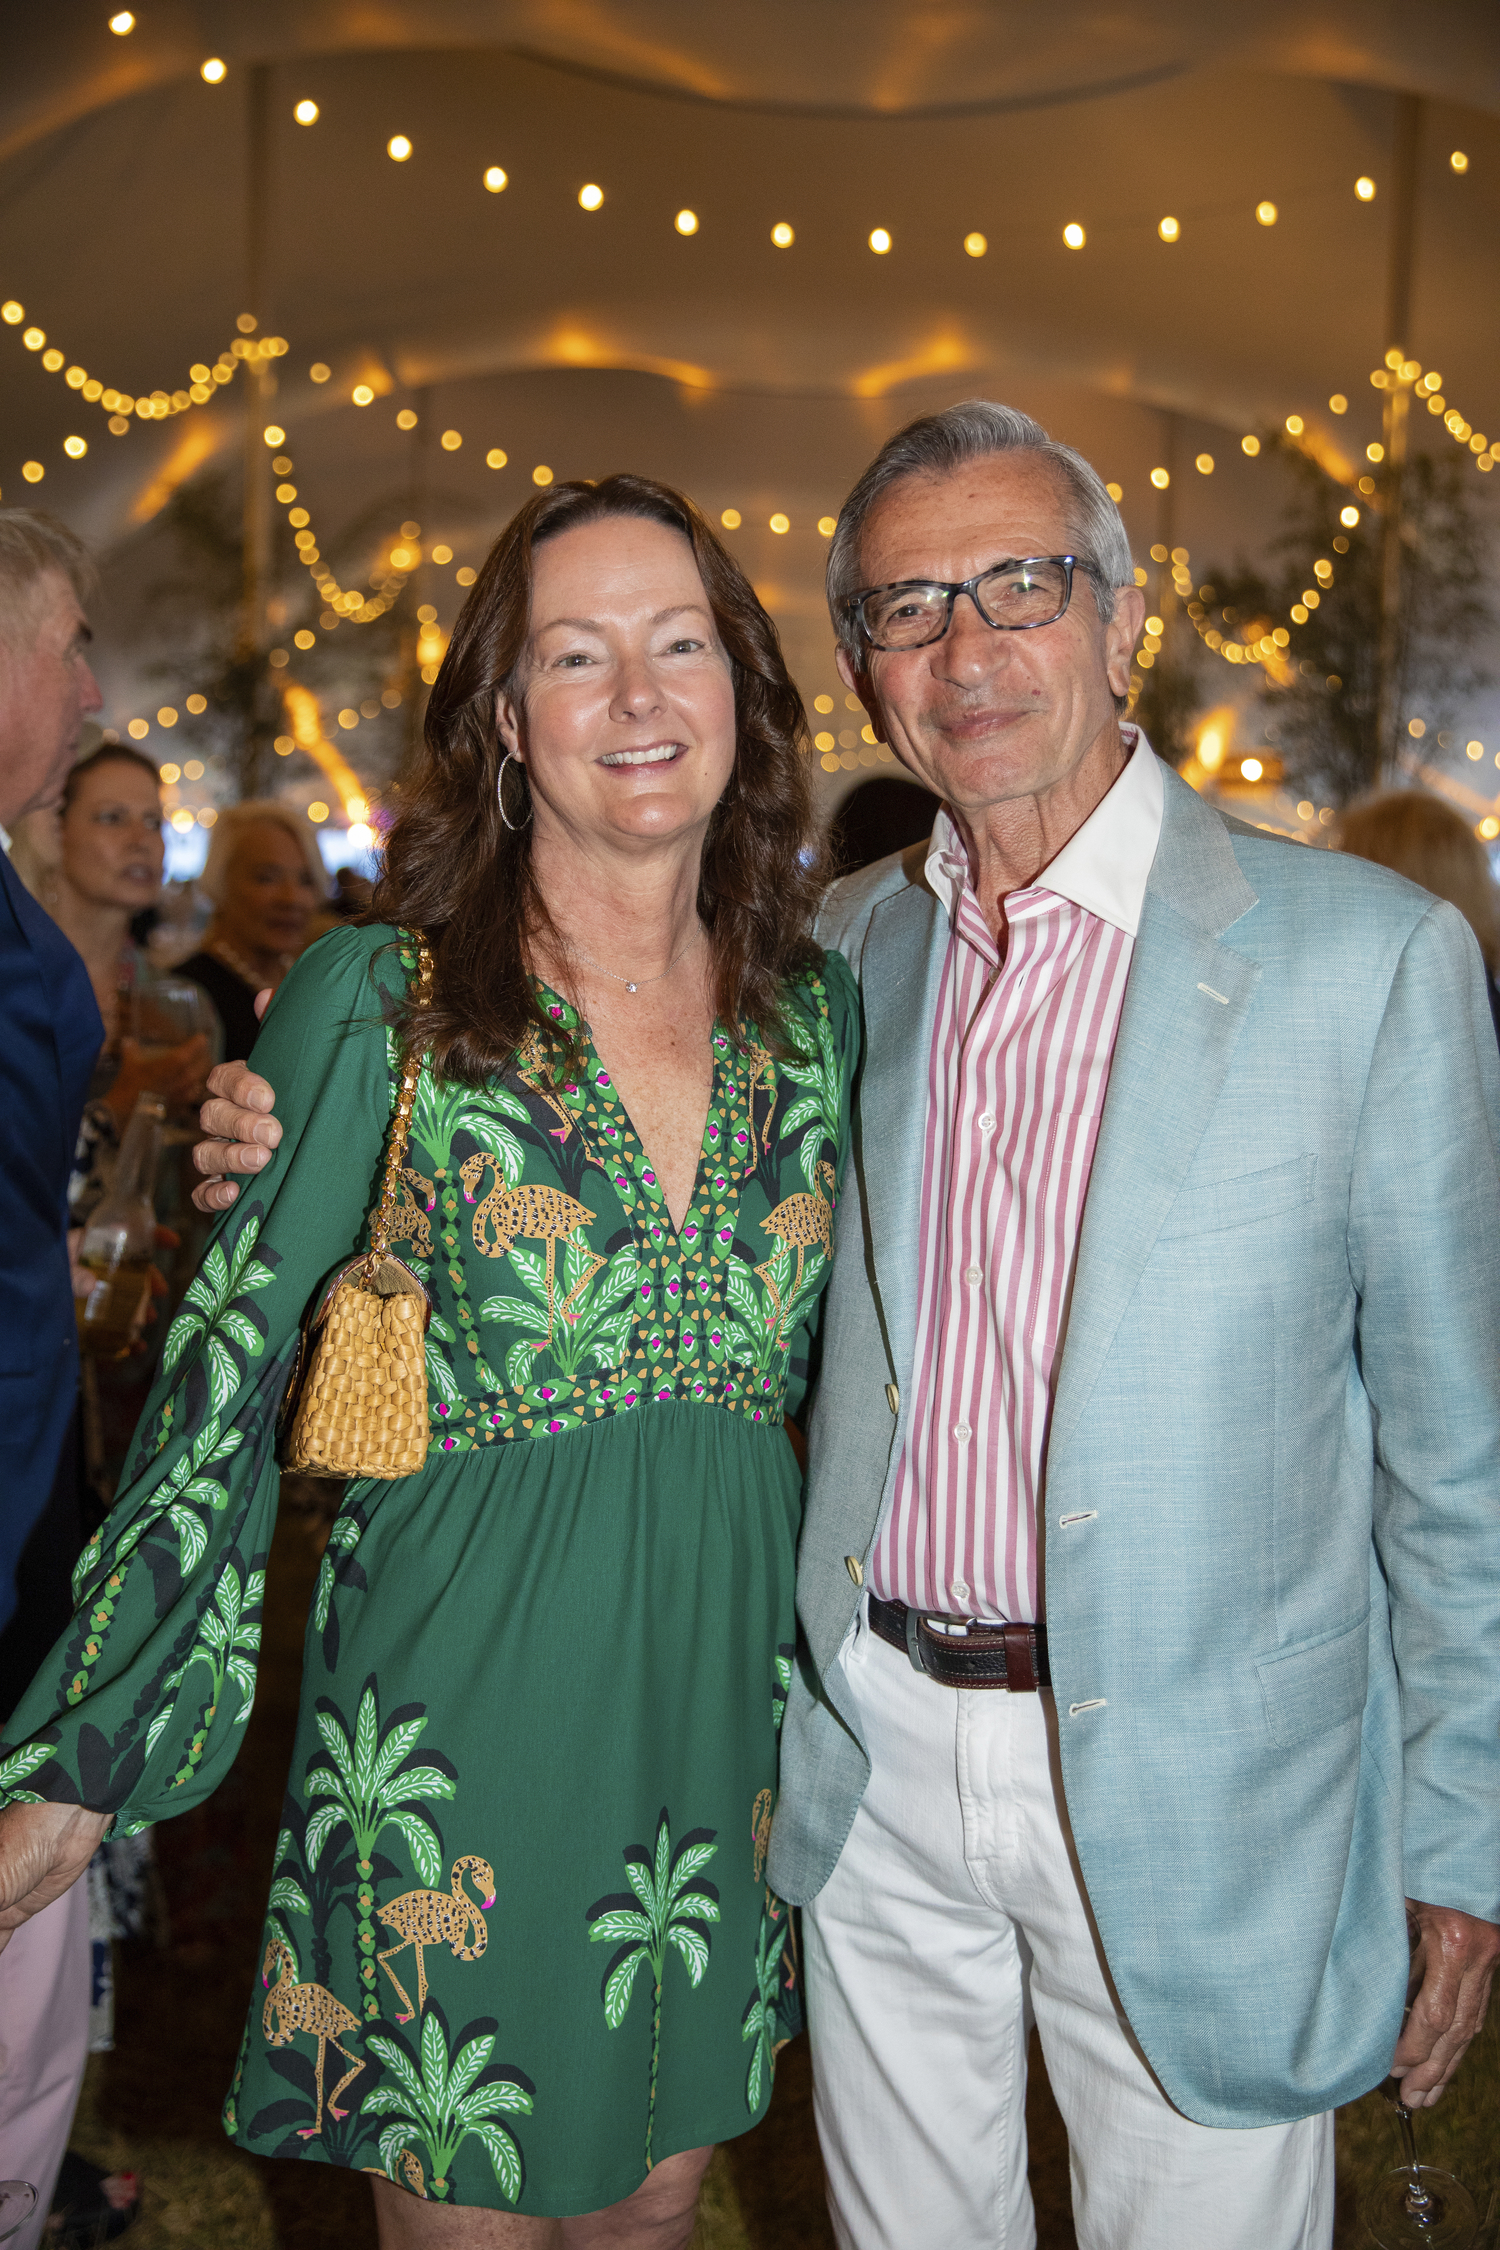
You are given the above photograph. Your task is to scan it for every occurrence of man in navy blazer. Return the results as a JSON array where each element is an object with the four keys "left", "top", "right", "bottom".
[{"left": 0, "top": 507, "right": 106, "bottom": 2244}]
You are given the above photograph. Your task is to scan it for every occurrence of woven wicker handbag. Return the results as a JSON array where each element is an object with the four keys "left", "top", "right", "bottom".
[{"left": 280, "top": 935, "right": 434, "bottom": 1478}]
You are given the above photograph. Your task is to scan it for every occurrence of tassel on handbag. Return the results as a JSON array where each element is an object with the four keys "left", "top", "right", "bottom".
[{"left": 280, "top": 934, "right": 435, "bottom": 1478}]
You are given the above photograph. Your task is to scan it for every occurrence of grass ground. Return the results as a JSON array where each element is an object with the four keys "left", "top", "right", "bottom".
[{"left": 64, "top": 1491, "right": 1500, "bottom": 2248}]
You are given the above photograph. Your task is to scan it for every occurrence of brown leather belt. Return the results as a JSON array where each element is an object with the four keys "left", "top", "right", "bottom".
[{"left": 868, "top": 1593, "right": 1050, "bottom": 1692}]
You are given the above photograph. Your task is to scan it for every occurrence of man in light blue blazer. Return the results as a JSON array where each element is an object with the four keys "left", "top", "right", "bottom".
[{"left": 768, "top": 403, "right": 1500, "bottom": 2248}]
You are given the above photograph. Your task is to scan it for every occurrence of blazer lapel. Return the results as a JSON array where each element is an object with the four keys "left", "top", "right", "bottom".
[
  {"left": 1048, "top": 775, "right": 1261, "bottom": 1461},
  {"left": 850, "top": 866, "right": 948, "bottom": 1394}
]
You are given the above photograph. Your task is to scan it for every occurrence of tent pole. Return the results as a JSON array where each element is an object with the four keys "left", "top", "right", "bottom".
[
  {"left": 1374, "top": 93, "right": 1420, "bottom": 790},
  {"left": 240, "top": 59, "right": 273, "bottom": 800}
]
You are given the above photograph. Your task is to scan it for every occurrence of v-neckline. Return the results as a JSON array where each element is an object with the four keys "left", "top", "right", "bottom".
[{"left": 530, "top": 982, "right": 744, "bottom": 1262}]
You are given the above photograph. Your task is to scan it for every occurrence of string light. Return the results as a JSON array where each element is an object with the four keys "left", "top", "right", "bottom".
[
  {"left": 108, "top": 12, "right": 134, "bottom": 32},
  {"left": 200, "top": 58, "right": 227, "bottom": 84},
  {"left": 578, "top": 184, "right": 603, "bottom": 210},
  {"left": 675, "top": 209, "right": 699, "bottom": 235},
  {"left": 964, "top": 232, "right": 987, "bottom": 258},
  {"left": 721, "top": 508, "right": 741, "bottom": 529},
  {"left": 1195, "top": 453, "right": 1214, "bottom": 474},
  {"left": 1355, "top": 176, "right": 1376, "bottom": 201},
  {"left": 1063, "top": 223, "right": 1086, "bottom": 248},
  {"left": 869, "top": 229, "right": 892, "bottom": 254},
  {"left": 1158, "top": 216, "right": 1180, "bottom": 242},
  {"left": 1450, "top": 151, "right": 1469, "bottom": 173},
  {"left": 771, "top": 223, "right": 794, "bottom": 248},
  {"left": 387, "top": 136, "right": 412, "bottom": 162},
  {"left": 484, "top": 166, "right": 507, "bottom": 192},
  {"left": 270, "top": 451, "right": 416, "bottom": 627},
  {"left": 1256, "top": 201, "right": 1278, "bottom": 226},
  {"left": 0, "top": 294, "right": 285, "bottom": 431},
  {"left": 295, "top": 100, "right": 319, "bottom": 125},
  {"left": 770, "top": 513, "right": 790, "bottom": 533},
  {"left": 533, "top": 465, "right": 554, "bottom": 485}
]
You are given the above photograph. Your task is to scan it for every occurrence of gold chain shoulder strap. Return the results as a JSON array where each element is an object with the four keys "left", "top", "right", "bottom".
[{"left": 361, "top": 931, "right": 434, "bottom": 1281}]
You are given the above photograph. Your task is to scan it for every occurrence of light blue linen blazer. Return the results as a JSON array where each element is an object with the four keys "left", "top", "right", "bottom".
[{"left": 768, "top": 760, "right": 1500, "bottom": 2127}]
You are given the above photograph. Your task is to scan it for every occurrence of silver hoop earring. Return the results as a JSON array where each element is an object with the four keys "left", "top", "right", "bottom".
[{"left": 497, "top": 749, "right": 532, "bottom": 832}]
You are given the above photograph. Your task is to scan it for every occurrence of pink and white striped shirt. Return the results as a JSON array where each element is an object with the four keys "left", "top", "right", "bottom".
[{"left": 871, "top": 735, "right": 1165, "bottom": 1624}]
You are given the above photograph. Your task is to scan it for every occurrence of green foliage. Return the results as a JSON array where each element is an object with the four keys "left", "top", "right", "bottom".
[{"left": 1196, "top": 439, "right": 1493, "bottom": 804}]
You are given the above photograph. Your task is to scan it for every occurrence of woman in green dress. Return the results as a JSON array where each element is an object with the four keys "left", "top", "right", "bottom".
[{"left": 0, "top": 475, "right": 858, "bottom": 2247}]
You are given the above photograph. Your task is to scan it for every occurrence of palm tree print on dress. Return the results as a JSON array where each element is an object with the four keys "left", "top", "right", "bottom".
[
  {"left": 160, "top": 1206, "right": 277, "bottom": 1383},
  {"left": 260, "top": 1932, "right": 366, "bottom": 2137},
  {"left": 740, "top": 1902, "right": 792, "bottom": 2114},
  {"left": 144, "top": 1558, "right": 264, "bottom": 1792},
  {"left": 310, "top": 1496, "right": 372, "bottom": 1674},
  {"left": 377, "top": 1854, "right": 496, "bottom": 2022},
  {"left": 365, "top": 2002, "right": 534, "bottom": 2206},
  {"left": 777, "top": 998, "right": 845, "bottom": 1194},
  {"left": 302, "top": 1678, "right": 457, "bottom": 2020},
  {"left": 586, "top": 1810, "right": 719, "bottom": 2170},
  {"left": 479, "top": 1234, "right": 640, "bottom": 1387},
  {"left": 771, "top": 1642, "right": 795, "bottom": 1734}
]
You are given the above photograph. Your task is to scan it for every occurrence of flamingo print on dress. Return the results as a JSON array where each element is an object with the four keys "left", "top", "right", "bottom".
[
  {"left": 261, "top": 1935, "right": 366, "bottom": 2136},
  {"left": 459, "top": 1155, "right": 607, "bottom": 1347},
  {"left": 755, "top": 1160, "right": 836, "bottom": 1322},
  {"left": 376, "top": 1853, "right": 497, "bottom": 2023}
]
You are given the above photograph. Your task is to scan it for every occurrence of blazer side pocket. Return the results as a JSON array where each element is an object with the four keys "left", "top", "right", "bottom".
[
  {"left": 1256, "top": 1609, "right": 1370, "bottom": 1748},
  {"left": 1158, "top": 1153, "right": 1316, "bottom": 1240}
]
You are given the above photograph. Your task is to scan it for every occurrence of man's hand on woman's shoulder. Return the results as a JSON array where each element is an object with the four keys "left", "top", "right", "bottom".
[{"left": 191, "top": 1057, "right": 281, "bottom": 1212}]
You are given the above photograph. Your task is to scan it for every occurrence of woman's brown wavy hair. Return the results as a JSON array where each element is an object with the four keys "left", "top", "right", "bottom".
[{"left": 372, "top": 473, "right": 824, "bottom": 1085}]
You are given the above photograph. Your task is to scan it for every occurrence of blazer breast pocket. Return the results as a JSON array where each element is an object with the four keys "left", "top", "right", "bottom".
[
  {"left": 1157, "top": 1153, "right": 1316, "bottom": 1240},
  {"left": 1256, "top": 1609, "right": 1370, "bottom": 1748}
]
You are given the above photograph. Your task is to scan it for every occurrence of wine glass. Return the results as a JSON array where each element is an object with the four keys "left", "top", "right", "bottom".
[
  {"left": 133, "top": 972, "right": 222, "bottom": 1140},
  {"left": 1361, "top": 2076, "right": 1478, "bottom": 2247},
  {"left": 0, "top": 2182, "right": 37, "bottom": 2243}
]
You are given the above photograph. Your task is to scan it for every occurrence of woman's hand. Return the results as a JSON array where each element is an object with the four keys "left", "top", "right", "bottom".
[
  {"left": 191, "top": 1059, "right": 282, "bottom": 1212},
  {"left": 106, "top": 1033, "right": 211, "bottom": 1130},
  {"left": 0, "top": 1800, "right": 111, "bottom": 1952}
]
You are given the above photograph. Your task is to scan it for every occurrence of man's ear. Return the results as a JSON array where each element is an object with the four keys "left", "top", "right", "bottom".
[
  {"left": 834, "top": 645, "right": 863, "bottom": 700},
  {"left": 835, "top": 644, "right": 885, "bottom": 739},
  {"left": 1104, "top": 583, "right": 1147, "bottom": 704}
]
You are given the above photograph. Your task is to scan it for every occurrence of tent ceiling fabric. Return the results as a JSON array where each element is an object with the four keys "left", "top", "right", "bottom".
[
  {"left": 5, "top": 0, "right": 1500, "bottom": 150},
  {"left": 2, "top": 4, "right": 1496, "bottom": 780}
]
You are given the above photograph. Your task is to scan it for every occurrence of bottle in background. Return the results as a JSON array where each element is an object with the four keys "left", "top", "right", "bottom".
[{"left": 77, "top": 1092, "right": 164, "bottom": 1359}]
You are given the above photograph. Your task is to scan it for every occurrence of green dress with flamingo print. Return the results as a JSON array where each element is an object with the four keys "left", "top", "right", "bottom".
[{"left": 0, "top": 922, "right": 858, "bottom": 2216}]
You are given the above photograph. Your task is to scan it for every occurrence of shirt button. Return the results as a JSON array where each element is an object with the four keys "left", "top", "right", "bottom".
[
  {"left": 977, "top": 1112, "right": 996, "bottom": 1133},
  {"left": 950, "top": 1578, "right": 970, "bottom": 1603},
  {"left": 964, "top": 1265, "right": 982, "bottom": 1284},
  {"left": 953, "top": 1422, "right": 971, "bottom": 1444}
]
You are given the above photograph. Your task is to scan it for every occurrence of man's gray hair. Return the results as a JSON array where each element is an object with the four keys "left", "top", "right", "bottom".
[
  {"left": 0, "top": 508, "right": 96, "bottom": 648},
  {"left": 827, "top": 400, "right": 1135, "bottom": 656}
]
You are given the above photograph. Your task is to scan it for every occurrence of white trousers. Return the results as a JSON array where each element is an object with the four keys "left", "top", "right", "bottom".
[
  {"left": 0, "top": 1875, "right": 90, "bottom": 2250},
  {"left": 802, "top": 1621, "right": 1333, "bottom": 2250}
]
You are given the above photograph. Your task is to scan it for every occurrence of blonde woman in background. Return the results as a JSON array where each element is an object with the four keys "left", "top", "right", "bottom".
[
  {"left": 179, "top": 798, "right": 327, "bottom": 1059},
  {"left": 1338, "top": 790, "right": 1500, "bottom": 1046}
]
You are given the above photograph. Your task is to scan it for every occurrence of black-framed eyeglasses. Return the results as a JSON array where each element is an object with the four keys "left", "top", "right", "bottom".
[{"left": 846, "top": 555, "right": 1085, "bottom": 652}]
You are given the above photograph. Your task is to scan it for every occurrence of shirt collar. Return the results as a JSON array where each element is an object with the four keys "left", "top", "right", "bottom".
[{"left": 924, "top": 727, "right": 1165, "bottom": 939}]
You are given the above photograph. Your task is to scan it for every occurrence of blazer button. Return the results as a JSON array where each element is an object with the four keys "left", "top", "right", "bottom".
[
  {"left": 885, "top": 1383, "right": 899, "bottom": 1414},
  {"left": 845, "top": 1555, "right": 864, "bottom": 1587}
]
